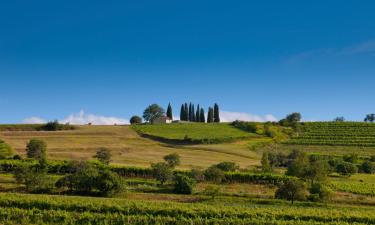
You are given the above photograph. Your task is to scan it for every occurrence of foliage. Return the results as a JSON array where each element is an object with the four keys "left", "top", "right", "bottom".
[
  {"left": 130, "top": 115, "right": 142, "bottom": 124},
  {"left": 336, "top": 161, "right": 358, "bottom": 176},
  {"left": 207, "top": 107, "right": 214, "bottom": 123},
  {"left": 26, "top": 139, "right": 47, "bottom": 161},
  {"left": 204, "top": 166, "right": 225, "bottom": 183},
  {"left": 334, "top": 116, "right": 345, "bottom": 122},
  {"left": 214, "top": 103, "right": 220, "bottom": 122},
  {"left": 275, "top": 179, "right": 307, "bottom": 203},
  {"left": 199, "top": 108, "right": 205, "bottom": 123},
  {"left": 94, "top": 148, "right": 112, "bottom": 165},
  {"left": 14, "top": 164, "right": 53, "bottom": 193},
  {"left": 343, "top": 153, "right": 358, "bottom": 163},
  {"left": 203, "top": 185, "right": 221, "bottom": 200},
  {"left": 286, "top": 150, "right": 309, "bottom": 177},
  {"left": 151, "top": 162, "right": 173, "bottom": 185},
  {"left": 0, "top": 140, "right": 13, "bottom": 159},
  {"left": 365, "top": 113, "right": 375, "bottom": 122},
  {"left": 164, "top": 153, "right": 181, "bottom": 168},
  {"left": 173, "top": 174, "right": 195, "bottom": 194},
  {"left": 360, "top": 161, "right": 375, "bottom": 174},
  {"left": 309, "top": 183, "right": 332, "bottom": 202},
  {"left": 166, "top": 103, "right": 173, "bottom": 120},
  {"left": 143, "top": 104, "right": 165, "bottom": 123},
  {"left": 190, "top": 168, "right": 205, "bottom": 182},
  {"left": 261, "top": 152, "right": 272, "bottom": 173},
  {"left": 214, "top": 161, "right": 239, "bottom": 172}
]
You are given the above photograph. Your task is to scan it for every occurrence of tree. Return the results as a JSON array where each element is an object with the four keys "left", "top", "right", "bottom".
[
  {"left": 164, "top": 153, "right": 181, "bottom": 168},
  {"left": 180, "top": 104, "right": 185, "bottom": 121},
  {"left": 166, "top": 103, "right": 173, "bottom": 120},
  {"left": 203, "top": 185, "right": 221, "bottom": 200},
  {"left": 304, "top": 161, "right": 329, "bottom": 185},
  {"left": 130, "top": 115, "right": 142, "bottom": 124},
  {"left": 94, "top": 148, "right": 112, "bottom": 165},
  {"left": 343, "top": 153, "right": 358, "bottom": 163},
  {"left": 214, "top": 103, "right": 220, "bottom": 122},
  {"left": 333, "top": 117, "right": 345, "bottom": 122},
  {"left": 261, "top": 152, "right": 272, "bottom": 173},
  {"left": 0, "top": 140, "right": 13, "bottom": 159},
  {"left": 43, "top": 120, "right": 63, "bottom": 131},
  {"left": 26, "top": 139, "right": 47, "bottom": 161},
  {"left": 204, "top": 166, "right": 225, "bottom": 183},
  {"left": 207, "top": 107, "right": 214, "bottom": 123},
  {"left": 365, "top": 114, "right": 375, "bottom": 122},
  {"left": 151, "top": 162, "right": 173, "bottom": 185},
  {"left": 280, "top": 112, "right": 302, "bottom": 127},
  {"left": 14, "top": 164, "right": 53, "bottom": 193},
  {"left": 286, "top": 150, "right": 309, "bottom": 178},
  {"left": 336, "top": 161, "right": 358, "bottom": 176},
  {"left": 173, "top": 174, "right": 195, "bottom": 194},
  {"left": 361, "top": 161, "right": 375, "bottom": 174},
  {"left": 191, "top": 104, "right": 195, "bottom": 122},
  {"left": 184, "top": 103, "right": 189, "bottom": 121},
  {"left": 309, "top": 183, "right": 332, "bottom": 202},
  {"left": 143, "top": 104, "right": 165, "bottom": 123},
  {"left": 200, "top": 108, "right": 206, "bottom": 123},
  {"left": 214, "top": 162, "right": 239, "bottom": 172},
  {"left": 275, "top": 179, "right": 307, "bottom": 204},
  {"left": 196, "top": 105, "right": 200, "bottom": 122}
]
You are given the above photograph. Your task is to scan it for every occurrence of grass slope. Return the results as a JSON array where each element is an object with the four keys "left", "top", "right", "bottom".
[
  {"left": 133, "top": 123, "right": 258, "bottom": 144},
  {"left": 0, "top": 125, "right": 261, "bottom": 169}
]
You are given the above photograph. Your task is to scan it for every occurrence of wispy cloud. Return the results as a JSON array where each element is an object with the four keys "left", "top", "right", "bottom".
[
  {"left": 340, "top": 40, "right": 375, "bottom": 55},
  {"left": 220, "top": 111, "right": 277, "bottom": 122},
  {"left": 23, "top": 110, "right": 129, "bottom": 125},
  {"left": 22, "top": 117, "right": 47, "bottom": 124}
]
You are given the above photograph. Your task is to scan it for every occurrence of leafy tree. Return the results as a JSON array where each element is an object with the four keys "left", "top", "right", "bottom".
[
  {"left": 173, "top": 174, "right": 195, "bottom": 194},
  {"left": 14, "top": 165, "right": 53, "bottom": 193},
  {"left": 26, "top": 139, "right": 47, "bottom": 162},
  {"left": 261, "top": 152, "right": 272, "bottom": 173},
  {"left": 203, "top": 185, "right": 221, "bottom": 200},
  {"left": 360, "top": 161, "right": 375, "bottom": 174},
  {"left": 143, "top": 104, "right": 165, "bottom": 123},
  {"left": 43, "top": 120, "right": 63, "bottom": 131},
  {"left": 304, "top": 160, "right": 329, "bottom": 185},
  {"left": 204, "top": 166, "right": 225, "bottom": 183},
  {"left": 130, "top": 115, "right": 142, "bottom": 124},
  {"left": 336, "top": 161, "right": 358, "bottom": 176},
  {"left": 214, "top": 103, "right": 220, "bottom": 122},
  {"left": 151, "top": 162, "right": 173, "bottom": 185},
  {"left": 309, "top": 182, "right": 332, "bottom": 202},
  {"left": 196, "top": 105, "right": 200, "bottom": 122},
  {"left": 96, "top": 169, "right": 125, "bottom": 196},
  {"left": 0, "top": 140, "right": 13, "bottom": 159},
  {"left": 275, "top": 179, "right": 307, "bottom": 204},
  {"left": 333, "top": 116, "right": 345, "bottom": 122},
  {"left": 190, "top": 168, "right": 205, "bottom": 182},
  {"left": 365, "top": 114, "right": 375, "bottom": 122},
  {"left": 94, "top": 148, "right": 112, "bottom": 165},
  {"left": 164, "top": 153, "right": 181, "bottom": 168},
  {"left": 280, "top": 113, "right": 301, "bottom": 127},
  {"left": 200, "top": 108, "right": 206, "bottom": 123},
  {"left": 166, "top": 103, "right": 173, "bottom": 120},
  {"left": 214, "top": 162, "right": 239, "bottom": 172},
  {"left": 207, "top": 107, "right": 214, "bottom": 123},
  {"left": 286, "top": 150, "right": 309, "bottom": 177}
]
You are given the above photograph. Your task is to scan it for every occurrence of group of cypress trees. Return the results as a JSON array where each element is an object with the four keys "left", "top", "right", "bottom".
[{"left": 178, "top": 102, "right": 220, "bottom": 123}]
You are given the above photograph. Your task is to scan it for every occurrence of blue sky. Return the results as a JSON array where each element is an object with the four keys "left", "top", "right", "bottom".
[{"left": 1, "top": 0, "right": 375, "bottom": 124}]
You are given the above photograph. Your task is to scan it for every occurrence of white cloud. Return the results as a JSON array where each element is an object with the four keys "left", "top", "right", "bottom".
[
  {"left": 220, "top": 111, "right": 277, "bottom": 122},
  {"left": 22, "top": 117, "right": 47, "bottom": 124},
  {"left": 22, "top": 111, "right": 129, "bottom": 125}
]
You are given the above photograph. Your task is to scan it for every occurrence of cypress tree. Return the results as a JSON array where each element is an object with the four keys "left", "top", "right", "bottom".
[
  {"left": 196, "top": 104, "right": 200, "bottom": 122},
  {"left": 191, "top": 104, "right": 195, "bottom": 122},
  {"left": 188, "top": 103, "right": 192, "bottom": 121},
  {"left": 184, "top": 103, "right": 189, "bottom": 121},
  {"left": 167, "top": 103, "right": 173, "bottom": 120},
  {"left": 180, "top": 104, "right": 185, "bottom": 121},
  {"left": 214, "top": 103, "right": 220, "bottom": 123},
  {"left": 200, "top": 108, "right": 205, "bottom": 123},
  {"left": 207, "top": 107, "right": 214, "bottom": 123}
]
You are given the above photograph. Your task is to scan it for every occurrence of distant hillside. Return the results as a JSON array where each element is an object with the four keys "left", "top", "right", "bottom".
[{"left": 285, "top": 122, "right": 375, "bottom": 147}]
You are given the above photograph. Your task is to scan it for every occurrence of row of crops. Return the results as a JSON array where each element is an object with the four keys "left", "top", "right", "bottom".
[
  {"left": 285, "top": 122, "right": 375, "bottom": 147},
  {"left": 0, "top": 193, "right": 375, "bottom": 225}
]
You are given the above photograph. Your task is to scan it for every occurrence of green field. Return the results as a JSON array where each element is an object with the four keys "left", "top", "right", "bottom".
[
  {"left": 133, "top": 123, "right": 258, "bottom": 143},
  {"left": 285, "top": 122, "right": 375, "bottom": 147}
]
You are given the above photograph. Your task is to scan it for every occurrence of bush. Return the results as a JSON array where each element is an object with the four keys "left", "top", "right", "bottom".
[
  {"left": 336, "top": 161, "right": 358, "bottom": 176},
  {"left": 94, "top": 148, "right": 112, "bottom": 165},
  {"left": 173, "top": 174, "right": 195, "bottom": 194},
  {"left": 275, "top": 179, "right": 307, "bottom": 204},
  {"left": 130, "top": 116, "right": 143, "bottom": 125},
  {"left": 204, "top": 166, "right": 225, "bottom": 183},
  {"left": 190, "top": 168, "right": 205, "bottom": 182},
  {"left": 26, "top": 139, "right": 47, "bottom": 161},
  {"left": 214, "top": 162, "right": 239, "bottom": 172},
  {"left": 343, "top": 153, "right": 358, "bottom": 163},
  {"left": 0, "top": 140, "right": 13, "bottom": 159},
  {"left": 203, "top": 185, "right": 221, "bottom": 200},
  {"left": 164, "top": 153, "right": 181, "bottom": 168},
  {"left": 309, "top": 183, "right": 332, "bottom": 202},
  {"left": 14, "top": 165, "right": 53, "bottom": 193},
  {"left": 361, "top": 161, "right": 375, "bottom": 174},
  {"left": 151, "top": 162, "right": 173, "bottom": 185}
]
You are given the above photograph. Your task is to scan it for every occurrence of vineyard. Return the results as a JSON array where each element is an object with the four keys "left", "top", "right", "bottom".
[
  {"left": 285, "top": 122, "right": 375, "bottom": 147},
  {"left": 0, "top": 193, "right": 375, "bottom": 225}
]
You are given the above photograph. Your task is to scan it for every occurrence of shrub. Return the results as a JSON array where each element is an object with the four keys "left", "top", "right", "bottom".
[
  {"left": 309, "top": 183, "right": 332, "bottom": 202},
  {"left": 336, "top": 161, "right": 358, "bottom": 176},
  {"left": 94, "top": 148, "right": 112, "bottom": 165},
  {"left": 343, "top": 153, "right": 358, "bottom": 163},
  {"left": 0, "top": 140, "right": 13, "bottom": 159},
  {"left": 14, "top": 165, "right": 53, "bottom": 193},
  {"left": 164, "top": 153, "right": 181, "bottom": 168},
  {"left": 361, "top": 161, "right": 375, "bottom": 174},
  {"left": 204, "top": 166, "right": 225, "bottom": 183},
  {"left": 26, "top": 139, "right": 47, "bottom": 161},
  {"left": 96, "top": 169, "right": 126, "bottom": 196},
  {"left": 214, "top": 162, "right": 239, "bottom": 172},
  {"left": 130, "top": 116, "right": 142, "bottom": 125},
  {"left": 151, "top": 162, "right": 173, "bottom": 185},
  {"left": 275, "top": 179, "right": 307, "bottom": 204},
  {"left": 173, "top": 174, "right": 195, "bottom": 194},
  {"left": 190, "top": 168, "right": 205, "bottom": 182},
  {"left": 203, "top": 185, "right": 221, "bottom": 200}
]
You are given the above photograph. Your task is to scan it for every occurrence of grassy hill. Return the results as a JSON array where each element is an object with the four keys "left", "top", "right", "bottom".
[
  {"left": 0, "top": 125, "right": 265, "bottom": 169},
  {"left": 285, "top": 122, "right": 375, "bottom": 147}
]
